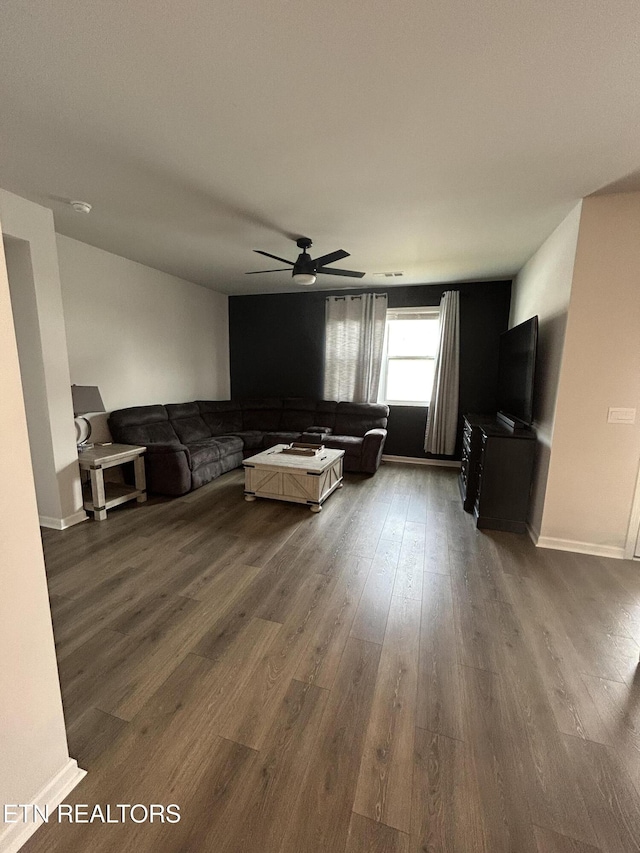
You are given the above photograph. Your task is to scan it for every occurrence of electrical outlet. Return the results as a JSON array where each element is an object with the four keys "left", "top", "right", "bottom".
[{"left": 607, "top": 407, "right": 636, "bottom": 424}]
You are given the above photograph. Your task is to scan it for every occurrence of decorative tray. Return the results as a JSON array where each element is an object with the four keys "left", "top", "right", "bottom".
[{"left": 280, "top": 442, "right": 325, "bottom": 457}]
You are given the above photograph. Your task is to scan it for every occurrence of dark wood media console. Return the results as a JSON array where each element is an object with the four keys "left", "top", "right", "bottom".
[{"left": 459, "top": 413, "right": 536, "bottom": 533}]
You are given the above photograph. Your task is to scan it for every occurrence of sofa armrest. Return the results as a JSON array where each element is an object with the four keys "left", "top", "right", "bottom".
[
  {"left": 361, "top": 428, "right": 387, "bottom": 474},
  {"left": 143, "top": 443, "right": 192, "bottom": 495}
]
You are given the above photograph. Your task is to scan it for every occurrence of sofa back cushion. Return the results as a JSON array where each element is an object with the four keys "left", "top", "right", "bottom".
[
  {"left": 241, "top": 397, "right": 283, "bottom": 430},
  {"left": 315, "top": 400, "right": 338, "bottom": 431},
  {"left": 279, "top": 398, "right": 318, "bottom": 431},
  {"left": 197, "top": 400, "right": 243, "bottom": 435},
  {"left": 108, "top": 399, "right": 389, "bottom": 444},
  {"left": 108, "top": 405, "right": 180, "bottom": 446},
  {"left": 334, "top": 402, "right": 389, "bottom": 437},
  {"left": 166, "top": 402, "right": 212, "bottom": 443}
]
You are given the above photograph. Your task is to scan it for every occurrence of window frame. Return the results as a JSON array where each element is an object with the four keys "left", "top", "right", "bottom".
[{"left": 378, "top": 307, "right": 440, "bottom": 407}]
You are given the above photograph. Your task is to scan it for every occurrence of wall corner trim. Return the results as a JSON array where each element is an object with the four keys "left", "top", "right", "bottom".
[
  {"left": 526, "top": 523, "right": 540, "bottom": 546},
  {"left": 39, "top": 510, "right": 88, "bottom": 530},
  {"left": 535, "top": 535, "right": 626, "bottom": 560},
  {"left": 624, "top": 458, "right": 640, "bottom": 559},
  {"left": 0, "top": 758, "right": 86, "bottom": 853}
]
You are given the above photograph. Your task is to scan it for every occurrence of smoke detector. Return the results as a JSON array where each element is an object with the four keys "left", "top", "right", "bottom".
[{"left": 69, "top": 200, "right": 92, "bottom": 214}]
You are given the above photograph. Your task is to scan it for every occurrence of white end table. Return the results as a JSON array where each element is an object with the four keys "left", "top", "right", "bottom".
[{"left": 78, "top": 443, "right": 147, "bottom": 521}]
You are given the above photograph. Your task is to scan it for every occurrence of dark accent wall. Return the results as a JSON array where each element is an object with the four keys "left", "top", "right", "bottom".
[{"left": 229, "top": 281, "right": 512, "bottom": 459}]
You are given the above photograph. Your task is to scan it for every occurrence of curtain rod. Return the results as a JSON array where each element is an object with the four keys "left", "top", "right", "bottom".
[{"left": 325, "top": 293, "right": 388, "bottom": 300}]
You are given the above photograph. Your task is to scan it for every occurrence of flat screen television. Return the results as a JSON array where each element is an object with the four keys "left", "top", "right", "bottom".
[{"left": 496, "top": 316, "right": 538, "bottom": 428}]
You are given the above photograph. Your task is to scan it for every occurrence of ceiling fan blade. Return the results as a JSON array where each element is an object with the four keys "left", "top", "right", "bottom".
[
  {"left": 253, "top": 250, "right": 294, "bottom": 265},
  {"left": 312, "top": 249, "right": 350, "bottom": 267},
  {"left": 245, "top": 268, "right": 291, "bottom": 274},
  {"left": 317, "top": 267, "right": 366, "bottom": 278}
]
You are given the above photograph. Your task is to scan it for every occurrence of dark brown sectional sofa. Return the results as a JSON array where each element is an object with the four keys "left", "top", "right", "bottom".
[{"left": 108, "top": 398, "right": 389, "bottom": 496}]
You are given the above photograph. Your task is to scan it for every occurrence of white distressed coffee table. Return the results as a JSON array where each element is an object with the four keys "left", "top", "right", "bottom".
[{"left": 243, "top": 444, "right": 344, "bottom": 512}]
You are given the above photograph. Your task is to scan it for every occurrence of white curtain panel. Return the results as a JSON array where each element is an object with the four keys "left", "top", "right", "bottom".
[
  {"left": 424, "top": 290, "right": 460, "bottom": 455},
  {"left": 324, "top": 293, "right": 388, "bottom": 403}
]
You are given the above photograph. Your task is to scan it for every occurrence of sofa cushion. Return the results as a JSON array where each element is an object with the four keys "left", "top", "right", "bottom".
[
  {"left": 315, "top": 400, "right": 338, "bottom": 431},
  {"left": 188, "top": 435, "right": 243, "bottom": 472},
  {"left": 197, "top": 400, "right": 243, "bottom": 435},
  {"left": 334, "top": 402, "right": 389, "bottom": 437},
  {"left": 241, "top": 397, "right": 283, "bottom": 430},
  {"left": 172, "top": 417, "right": 212, "bottom": 443},
  {"left": 165, "top": 402, "right": 200, "bottom": 420},
  {"left": 280, "top": 398, "right": 318, "bottom": 431},
  {"left": 109, "top": 404, "right": 168, "bottom": 429},
  {"left": 213, "top": 435, "right": 244, "bottom": 456},
  {"left": 190, "top": 449, "right": 243, "bottom": 490},
  {"left": 188, "top": 439, "right": 221, "bottom": 470},
  {"left": 108, "top": 405, "right": 180, "bottom": 446},
  {"left": 261, "top": 431, "right": 302, "bottom": 449},
  {"left": 166, "top": 403, "right": 212, "bottom": 443},
  {"left": 227, "top": 430, "right": 264, "bottom": 450}
]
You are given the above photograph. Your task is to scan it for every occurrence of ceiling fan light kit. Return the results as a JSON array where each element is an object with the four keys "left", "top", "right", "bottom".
[
  {"left": 247, "top": 236, "right": 365, "bottom": 284},
  {"left": 292, "top": 272, "right": 316, "bottom": 285}
]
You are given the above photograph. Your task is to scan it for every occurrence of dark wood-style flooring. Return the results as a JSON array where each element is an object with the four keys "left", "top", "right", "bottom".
[{"left": 23, "top": 462, "right": 640, "bottom": 852}]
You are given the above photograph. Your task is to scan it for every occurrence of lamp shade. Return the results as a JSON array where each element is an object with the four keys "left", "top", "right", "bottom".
[{"left": 71, "top": 385, "right": 105, "bottom": 416}]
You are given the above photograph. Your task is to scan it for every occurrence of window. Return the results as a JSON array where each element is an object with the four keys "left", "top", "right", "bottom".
[{"left": 378, "top": 307, "right": 440, "bottom": 406}]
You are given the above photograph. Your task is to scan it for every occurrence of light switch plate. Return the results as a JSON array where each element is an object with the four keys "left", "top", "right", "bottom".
[{"left": 608, "top": 407, "right": 636, "bottom": 424}]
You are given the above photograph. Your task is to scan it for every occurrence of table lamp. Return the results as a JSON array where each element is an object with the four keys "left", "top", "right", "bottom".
[{"left": 71, "top": 384, "right": 105, "bottom": 448}]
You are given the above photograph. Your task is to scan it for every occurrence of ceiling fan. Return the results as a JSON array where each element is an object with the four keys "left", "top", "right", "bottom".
[{"left": 246, "top": 237, "right": 365, "bottom": 285}]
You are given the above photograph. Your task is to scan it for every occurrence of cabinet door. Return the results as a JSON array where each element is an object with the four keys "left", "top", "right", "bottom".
[{"left": 477, "top": 437, "right": 535, "bottom": 522}]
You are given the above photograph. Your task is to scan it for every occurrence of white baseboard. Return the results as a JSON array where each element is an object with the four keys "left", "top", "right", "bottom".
[
  {"left": 624, "top": 460, "right": 640, "bottom": 559},
  {"left": 381, "top": 454, "right": 461, "bottom": 469},
  {"left": 0, "top": 759, "right": 86, "bottom": 853},
  {"left": 535, "top": 535, "right": 626, "bottom": 560},
  {"left": 527, "top": 523, "right": 540, "bottom": 546},
  {"left": 39, "top": 510, "right": 88, "bottom": 530}
]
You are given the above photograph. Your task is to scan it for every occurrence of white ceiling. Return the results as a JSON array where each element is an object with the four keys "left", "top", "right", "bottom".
[{"left": 1, "top": 0, "right": 639, "bottom": 295}]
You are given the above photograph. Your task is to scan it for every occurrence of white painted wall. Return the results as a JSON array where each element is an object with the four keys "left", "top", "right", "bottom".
[
  {"left": 0, "top": 189, "right": 84, "bottom": 529},
  {"left": 541, "top": 193, "right": 640, "bottom": 555},
  {"left": 0, "top": 225, "right": 84, "bottom": 853},
  {"left": 3, "top": 236, "right": 61, "bottom": 522},
  {"left": 56, "top": 235, "right": 230, "bottom": 439},
  {"left": 510, "top": 203, "right": 582, "bottom": 538}
]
